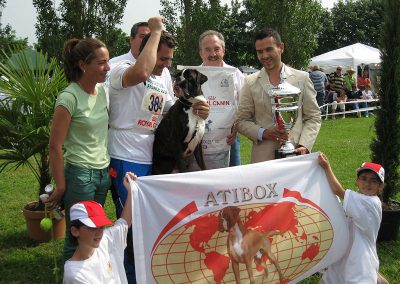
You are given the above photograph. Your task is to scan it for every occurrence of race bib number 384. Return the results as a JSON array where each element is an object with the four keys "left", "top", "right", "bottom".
[
  {"left": 143, "top": 92, "right": 164, "bottom": 115},
  {"left": 136, "top": 77, "right": 168, "bottom": 132}
]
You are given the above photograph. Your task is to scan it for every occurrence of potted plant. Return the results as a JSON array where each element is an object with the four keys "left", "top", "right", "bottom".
[
  {"left": 370, "top": 0, "right": 400, "bottom": 242},
  {"left": 0, "top": 47, "right": 68, "bottom": 242}
]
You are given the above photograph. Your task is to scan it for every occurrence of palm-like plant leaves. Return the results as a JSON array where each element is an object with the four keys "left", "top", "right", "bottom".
[{"left": 0, "top": 48, "right": 68, "bottom": 205}]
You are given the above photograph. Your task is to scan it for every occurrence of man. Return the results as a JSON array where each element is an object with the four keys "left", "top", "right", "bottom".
[
  {"left": 108, "top": 17, "right": 209, "bottom": 283},
  {"left": 196, "top": 30, "right": 245, "bottom": 168},
  {"left": 309, "top": 65, "right": 328, "bottom": 108},
  {"left": 343, "top": 67, "right": 357, "bottom": 92},
  {"left": 347, "top": 83, "right": 363, "bottom": 118},
  {"left": 329, "top": 65, "right": 344, "bottom": 93},
  {"left": 110, "top": 22, "right": 150, "bottom": 64},
  {"left": 236, "top": 28, "right": 321, "bottom": 163}
]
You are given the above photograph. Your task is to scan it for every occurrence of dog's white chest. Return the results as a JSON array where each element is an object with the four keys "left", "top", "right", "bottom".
[
  {"left": 229, "top": 225, "right": 245, "bottom": 258},
  {"left": 184, "top": 109, "right": 205, "bottom": 152}
]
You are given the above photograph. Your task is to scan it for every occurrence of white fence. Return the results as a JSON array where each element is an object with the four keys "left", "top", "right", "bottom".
[{"left": 320, "top": 99, "right": 379, "bottom": 120}]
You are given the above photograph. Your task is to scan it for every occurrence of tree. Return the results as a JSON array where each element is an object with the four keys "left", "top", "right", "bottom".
[
  {"left": 33, "top": 0, "right": 128, "bottom": 60},
  {"left": 161, "top": 0, "right": 324, "bottom": 69},
  {"left": 161, "top": 0, "right": 251, "bottom": 67},
  {"left": 33, "top": 0, "right": 63, "bottom": 61},
  {"left": 316, "top": 0, "right": 384, "bottom": 56},
  {"left": 0, "top": 0, "right": 28, "bottom": 60},
  {"left": 313, "top": 8, "right": 335, "bottom": 56},
  {"left": 219, "top": 0, "right": 250, "bottom": 67},
  {"left": 0, "top": 25, "right": 28, "bottom": 60},
  {"left": 242, "top": 0, "right": 324, "bottom": 69},
  {"left": 0, "top": 48, "right": 68, "bottom": 209},
  {"left": 370, "top": 0, "right": 400, "bottom": 206}
]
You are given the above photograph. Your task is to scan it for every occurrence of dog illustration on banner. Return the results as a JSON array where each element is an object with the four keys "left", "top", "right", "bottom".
[
  {"left": 218, "top": 206, "right": 285, "bottom": 284},
  {"left": 205, "top": 119, "right": 213, "bottom": 133},
  {"left": 152, "top": 69, "right": 208, "bottom": 175}
]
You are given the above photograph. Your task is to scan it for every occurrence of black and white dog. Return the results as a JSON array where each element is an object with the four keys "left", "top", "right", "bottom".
[{"left": 152, "top": 69, "right": 208, "bottom": 175}]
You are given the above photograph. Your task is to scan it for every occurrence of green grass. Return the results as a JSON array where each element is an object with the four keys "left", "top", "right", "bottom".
[{"left": 0, "top": 116, "right": 399, "bottom": 283}]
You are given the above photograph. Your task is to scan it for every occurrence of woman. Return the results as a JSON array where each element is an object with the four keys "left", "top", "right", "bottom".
[{"left": 46, "top": 38, "right": 111, "bottom": 262}]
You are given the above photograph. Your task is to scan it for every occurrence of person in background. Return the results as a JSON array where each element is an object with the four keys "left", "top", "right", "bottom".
[
  {"left": 47, "top": 38, "right": 111, "bottom": 262},
  {"left": 111, "top": 22, "right": 150, "bottom": 63},
  {"left": 309, "top": 65, "right": 328, "bottom": 109},
  {"left": 63, "top": 172, "right": 136, "bottom": 284},
  {"left": 329, "top": 65, "right": 344, "bottom": 94},
  {"left": 318, "top": 153, "right": 389, "bottom": 284},
  {"left": 361, "top": 84, "right": 375, "bottom": 117},
  {"left": 335, "top": 88, "right": 347, "bottom": 119},
  {"left": 347, "top": 83, "right": 363, "bottom": 118},
  {"left": 357, "top": 68, "right": 372, "bottom": 89},
  {"left": 236, "top": 28, "right": 321, "bottom": 162},
  {"left": 343, "top": 67, "right": 356, "bottom": 93}
]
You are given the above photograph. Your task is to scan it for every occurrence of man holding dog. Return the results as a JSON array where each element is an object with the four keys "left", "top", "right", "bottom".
[
  {"left": 194, "top": 30, "right": 245, "bottom": 169},
  {"left": 236, "top": 28, "right": 321, "bottom": 163},
  {"left": 108, "top": 17, "right": 168, "bottom": 284},
  {"left": 107, "top": 17, "right": 209, "bottom": 283}
]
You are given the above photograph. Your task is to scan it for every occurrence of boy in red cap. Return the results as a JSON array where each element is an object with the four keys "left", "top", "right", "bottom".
[
  {"left": 318, "top": 153, "right": 389, "bottom": 284},
  {"left": 63, "top": 172, "right": 137, "bottom": 284}
]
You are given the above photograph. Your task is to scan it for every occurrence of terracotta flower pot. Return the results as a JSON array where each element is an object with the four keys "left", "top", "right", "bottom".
[{"left": 22, "top": 201, "right": 66, "bottom": 243}]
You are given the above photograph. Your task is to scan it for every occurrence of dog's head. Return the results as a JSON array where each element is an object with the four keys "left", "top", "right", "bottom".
[
  {"left": 218, "top": 206, "right": 241, "bottom": 232},
  {"left": 174, "top": 69, "right": 208, "bottom": 103}
]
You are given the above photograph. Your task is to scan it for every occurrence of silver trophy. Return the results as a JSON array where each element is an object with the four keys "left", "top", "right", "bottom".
[{"left": 269, "top": 82, "right": 301, "bottom": 158}]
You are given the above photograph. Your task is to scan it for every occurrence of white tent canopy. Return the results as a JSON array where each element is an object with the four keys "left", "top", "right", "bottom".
[{"left": 309, "top": 43, "right": 381, "bottom": 74}]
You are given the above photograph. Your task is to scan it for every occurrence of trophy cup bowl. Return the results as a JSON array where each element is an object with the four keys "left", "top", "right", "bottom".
[{"left": 270, "top": 82, "right": 301, "bottom": 158}]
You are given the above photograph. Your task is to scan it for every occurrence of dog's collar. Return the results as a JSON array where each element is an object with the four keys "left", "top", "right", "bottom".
[{"left": 178, "top": 97, "right": 193, "bottom": 107}]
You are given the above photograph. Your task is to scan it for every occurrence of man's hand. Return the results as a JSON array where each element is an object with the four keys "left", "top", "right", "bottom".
[
  {"left": 226, "top": 123, "right": 237, "bottom": 145},
  {"left": 192, "top": 101, "right": 210, "bottom": 120},
  {"left": 148, "top": 16, "right": 164, "bottom": 33},
  {"left": 262, "top": 127, "right": 288, "bottom": 142}
]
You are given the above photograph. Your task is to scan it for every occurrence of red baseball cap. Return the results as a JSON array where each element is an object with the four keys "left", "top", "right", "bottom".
[
  {"left": 70, "top": 201, "right": 113, "bottom": 228},
  {"left": 356, "top": 162, "right": 385, "bottom": 183}
]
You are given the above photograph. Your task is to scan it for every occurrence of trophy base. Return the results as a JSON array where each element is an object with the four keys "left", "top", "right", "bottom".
[
  {"left": 275, "top": 150, "right": 298, "bottom": 159},
  {"left": 275, "top": 141, "right": 297, "bottom": 159}
]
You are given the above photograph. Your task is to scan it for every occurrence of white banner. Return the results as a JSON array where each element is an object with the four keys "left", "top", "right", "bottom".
[
  {"left": 130, "top": 152, "right": 349, "bottom": 284},
  {"left": 178, "top": 66, "right": 237, "bottom": 154}
]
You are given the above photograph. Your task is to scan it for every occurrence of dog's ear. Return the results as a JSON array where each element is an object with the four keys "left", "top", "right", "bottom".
[
  {"left": 174, "top": 70, "right": 183, "bottom": 78},
  {"left": 198, "top": 72, "right": 208, "bottom": 85}
]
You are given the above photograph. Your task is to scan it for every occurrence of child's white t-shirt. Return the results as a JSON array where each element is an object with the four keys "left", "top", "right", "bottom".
[
  {"left": 63, "top": 218, "right": 129, "bottom": 284},
  {"left": 322, "top": 190, "right": 382, "bottom": 283}
]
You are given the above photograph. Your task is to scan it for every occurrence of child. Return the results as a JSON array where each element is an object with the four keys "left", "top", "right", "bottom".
[
  {"left": 63, "top": 172, "right": 137, "bottom": 284},
  {"left": 318, "top": 153, "right": 389, "bottom": 284}
]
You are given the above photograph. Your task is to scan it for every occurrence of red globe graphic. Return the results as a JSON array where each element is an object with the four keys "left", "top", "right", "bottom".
[{"left": 151, "top": 202, "right": 333, "bottom": 283}]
